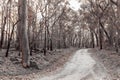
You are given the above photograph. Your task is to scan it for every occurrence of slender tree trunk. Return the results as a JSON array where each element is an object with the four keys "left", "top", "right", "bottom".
[
  {"left": 99, "top": 20, "right": 112, "bottom": 45},
  {"left": 99, "top": 27, "right": 102, "bottom": 49},
  {"left": 43, "top": 0, "right": 48, "bottom": 55},
  {"left": 44, "top": 19, "right": 47, "bottom": 55},
  {"left": 0, "top": 17, "right": 7, "bottom": 48},
  {"left": 90, "top": 31, "right": 95, "bottom": 48},
  {"left": 94, "top": 31, "right": 99, "bottom": 47},
  {"left": 5, "top": 21, "right": 19, "bottom": 57}
]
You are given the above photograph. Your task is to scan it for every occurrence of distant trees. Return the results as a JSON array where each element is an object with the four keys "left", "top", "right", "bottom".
[
  {"left": 0, "top": 0, "right": 8, "bottom": 49},
  {"left": 79, "top": 0, "right": 120, "bottom": 52}
]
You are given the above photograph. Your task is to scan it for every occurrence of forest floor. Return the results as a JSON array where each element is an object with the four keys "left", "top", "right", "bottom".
[
  {"left": 89, "top": 48, "right": 120, "bottom": 79},
  {"left": 0, "top": 48, "right": 120, "bottom": 80},
  {"left": 0, "top": 48, "right": 77, "bottom": 79}
]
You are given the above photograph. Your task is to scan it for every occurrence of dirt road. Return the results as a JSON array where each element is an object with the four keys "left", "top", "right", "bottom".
[{"left": 37, "top": 49, "right": 111, "bottom": 80}]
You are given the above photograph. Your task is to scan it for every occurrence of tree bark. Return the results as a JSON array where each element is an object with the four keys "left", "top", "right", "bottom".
[
  {"left": 0, "top": 17, "right": 7, "bottom": 49},
  {"left": 18, "top": 0, "right": 30, "bottom": 68},
  {"left": 5, "top": 20, "right": 19, "bottom": 57},
  {"left": 99, "top": 27, "right": 103, "bottom": 50}
]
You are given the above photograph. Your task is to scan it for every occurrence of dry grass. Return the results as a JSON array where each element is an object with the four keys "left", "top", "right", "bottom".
[
  {"left": 88, "top": 48, "right": 120, "bottom": 79},
  {"left": 0, "top": 48, "right": 77, "bottom": 80}
]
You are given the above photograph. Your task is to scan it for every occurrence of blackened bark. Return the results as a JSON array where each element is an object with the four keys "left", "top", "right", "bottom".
[
  {"left": 5, "top": 20, "right": 19, "bottom": 57},
  {"left": 0, "top": 17, "right": 7, "bottom": 48}
]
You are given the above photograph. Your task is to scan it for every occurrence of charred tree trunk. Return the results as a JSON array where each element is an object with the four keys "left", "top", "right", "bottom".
[
  {"left": 0, "top": 17, "right": 7, "bottom": 49},
  {"left": 5, "top": 21, "right": 19, "bottom": 57},
  {"left": 99, "top": 27, "right": 103, "bottom": 50}
]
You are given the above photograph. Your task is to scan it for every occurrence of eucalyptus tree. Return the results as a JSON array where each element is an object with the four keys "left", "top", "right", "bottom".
[{"left": 18, "top": 0, "right": 30, "bottom": 68}]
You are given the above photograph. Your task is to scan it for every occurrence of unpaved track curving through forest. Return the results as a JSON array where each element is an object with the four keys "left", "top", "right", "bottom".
[{"left": 38, "top": 49, "right": 111, "bottom": 80}]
